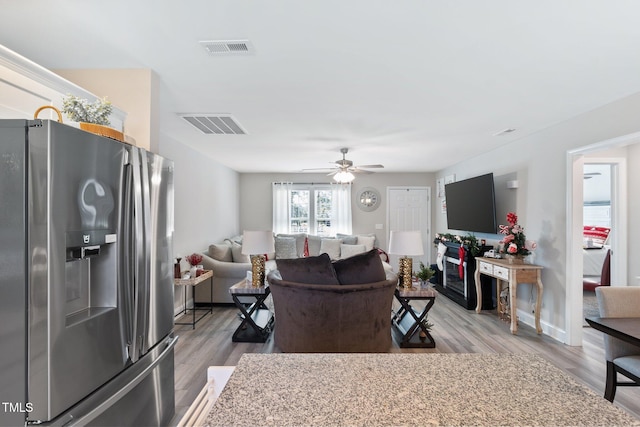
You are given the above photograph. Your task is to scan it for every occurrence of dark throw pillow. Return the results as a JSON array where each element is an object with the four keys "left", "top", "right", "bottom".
[
  {"left": 333, "top": 249, "right": 387, "bottom": 285},
  {"left": 275, "top": 253, "right": 339, "bottom": 285}
]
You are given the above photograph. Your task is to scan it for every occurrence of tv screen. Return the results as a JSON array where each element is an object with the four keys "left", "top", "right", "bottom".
[{"left": 445, "top": 173, "right": 497, "bottom": 234}]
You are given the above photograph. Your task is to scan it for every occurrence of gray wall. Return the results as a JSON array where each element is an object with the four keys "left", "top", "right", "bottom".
[
  {"left": 239, "top": 172, "right": 436, "bottom": 252},
  {"left": 433, "top": 91, "right": 640, "bottom": 341}
]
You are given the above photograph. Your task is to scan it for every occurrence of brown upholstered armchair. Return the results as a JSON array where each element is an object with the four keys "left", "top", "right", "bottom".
[
  {"left": 268, "top": 274, "right": 397, "bottom": 352},
  {"left": 266, "top": 249, "right": 398, "bottom": 353}
]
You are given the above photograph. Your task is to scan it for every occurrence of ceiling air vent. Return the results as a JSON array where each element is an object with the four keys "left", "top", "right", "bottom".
[
  {"left": 200, "top": 40, "right": 254, "bottom": 55},
  {"left": 180, "top": 114, "right": 247, "bottom": 135}
]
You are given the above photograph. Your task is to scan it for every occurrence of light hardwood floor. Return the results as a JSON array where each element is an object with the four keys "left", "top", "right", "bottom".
[{"left": 169, "top": 293, "right": 640, "bottom": 426}]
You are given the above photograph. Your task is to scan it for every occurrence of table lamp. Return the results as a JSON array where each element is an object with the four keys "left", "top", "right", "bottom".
[
  {"left": 241, "top": 230, "right": 275, "bottom": 287},
  {"left": 388, "top": 230, "right": 424, "bottom": 288}
]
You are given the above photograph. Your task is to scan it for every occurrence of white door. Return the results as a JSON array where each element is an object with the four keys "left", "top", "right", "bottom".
[{"left": 387, "top": 187, "right": 431, "bottom": 271}]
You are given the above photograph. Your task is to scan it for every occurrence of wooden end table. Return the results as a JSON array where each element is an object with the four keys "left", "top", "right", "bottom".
[
  {"left": 229, "top": 279, "right": 275, "bottom": 343},
  {"left": 174, "top": 269, "right": 213, "bottom": 329},
  {"left": 392, "top": 285, "right": 437, "bottom": 348}
]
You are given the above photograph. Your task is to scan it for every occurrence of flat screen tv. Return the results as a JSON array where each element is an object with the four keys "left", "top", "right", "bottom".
[{"left": 445, "top": 173, "right": 497, "bottom": 234}]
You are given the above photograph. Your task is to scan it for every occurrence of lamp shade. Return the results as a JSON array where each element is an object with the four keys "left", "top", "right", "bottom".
[
  {"left": 241, "top": 230, "right": 275, "bottom": 255},
  {"left": 388, "top": 230, "right": 424, "bottom": 256}
]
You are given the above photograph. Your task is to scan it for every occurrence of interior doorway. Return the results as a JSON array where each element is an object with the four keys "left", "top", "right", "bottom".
[
  {"left": 582, "top": 163, "right": 613, "bottom": 321},
  {"left": 566, "top": 133, "right": 636, "bottom": 346}
]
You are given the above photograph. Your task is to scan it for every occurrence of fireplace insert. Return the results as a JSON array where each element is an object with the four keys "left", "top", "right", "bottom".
[{"left": 434, "top": 242, "right": 494, "bottom": 310}]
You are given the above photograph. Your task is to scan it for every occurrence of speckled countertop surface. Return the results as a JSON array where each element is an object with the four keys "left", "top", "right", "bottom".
[{"left": 206, "top": 353, "right": 640, "bottom": 426}]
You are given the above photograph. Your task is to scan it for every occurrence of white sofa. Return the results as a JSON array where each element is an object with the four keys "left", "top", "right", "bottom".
[{"left": 194, "top": 233, "right": 387, "bottom": 304}]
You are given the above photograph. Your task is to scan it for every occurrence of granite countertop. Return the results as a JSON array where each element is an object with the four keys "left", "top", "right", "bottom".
[{"left": 206, "top": 353, "right": 640, "bottom": 427}]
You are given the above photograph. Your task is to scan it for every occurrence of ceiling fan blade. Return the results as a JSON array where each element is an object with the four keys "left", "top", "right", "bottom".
[
  {"left": 353, "top": 164, "right": 384, "bottom": 169},
  {"left": 351, "top": 168, "right": 375, "bottom": 174},
  {"left": 302, "top": 167, "right": 338, "bottom": 172}
]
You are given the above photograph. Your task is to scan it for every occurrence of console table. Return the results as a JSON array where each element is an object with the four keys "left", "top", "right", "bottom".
[
  {"left": 174, "top": 269, "right": 213, "bottom": 329},
  {"left": 391, "top": 285, "right": 437, "bottom": 348},
  {"left": 474, "top": 258, "right": 543, "bottom": 334},
  {"left": 229, "top": 279, "right": 274, "bottom": 343}
]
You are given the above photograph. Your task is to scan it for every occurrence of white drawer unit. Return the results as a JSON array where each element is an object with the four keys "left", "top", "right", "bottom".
[
  {"left": 478, "top": 260, "right": 509, "bottom": 280},
  {"left": 493, "top": 265, "right": 509, "bottom": 280},
  {"left": 478, "top": 261, "right": 493, "bottom": 275}
]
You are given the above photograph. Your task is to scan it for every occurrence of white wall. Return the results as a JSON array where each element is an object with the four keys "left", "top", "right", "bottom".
[
  {"left": 159, "top": 134, "right": 240, "bottom": 312},
  {"left": 434, "top": 92, "right": 640, "bottom": 342},
  {"left": 239, "top": 172, "right": 436, "bottom": 252},
  {"left": 160, "top": 135, "right": 240, "bottom": 258},
  {"left": 627, "top": 143, "right": 640, "bottom": 286}
]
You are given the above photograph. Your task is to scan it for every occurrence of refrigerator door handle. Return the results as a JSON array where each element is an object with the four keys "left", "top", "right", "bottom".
[
  {"left": 121, "top": 163, "right": 137, "bottom": 361},
  {"left": 136, "top": 149, "right": 152, "bottom": 354},
  {"left": 130, "top": 149, "right": 147, "bottom": 363}
]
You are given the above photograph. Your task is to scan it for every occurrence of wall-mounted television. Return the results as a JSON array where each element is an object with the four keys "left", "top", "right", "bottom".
[{"left": 445, "top": 173, "right": 497, "bottom": 234}]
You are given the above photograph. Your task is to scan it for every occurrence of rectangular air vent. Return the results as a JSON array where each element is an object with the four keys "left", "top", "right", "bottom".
[
  {"left": 199, "top": 40, "right": 254, "bottom": 55},
  {"left": 180, "top": 114, "right": 247, "bottom": 135}
]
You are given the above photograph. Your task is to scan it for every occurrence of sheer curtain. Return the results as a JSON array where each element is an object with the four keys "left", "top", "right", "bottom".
[
  {"left": 272, "top": 182, "right": 292, "bottom": 234},
  {"left": 331, "top": 183, "right": 352, "bottom": 235}
]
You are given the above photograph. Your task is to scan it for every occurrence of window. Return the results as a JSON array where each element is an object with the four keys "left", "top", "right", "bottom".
[
  {"left": 289, "top": 187, "right": 333, "bottom": 236},
  {"left": 290, "top": 189, "right": 310, "bottom": 234},
  {"left": 272, "top": 183, "right": 352, "bottom": 236}
]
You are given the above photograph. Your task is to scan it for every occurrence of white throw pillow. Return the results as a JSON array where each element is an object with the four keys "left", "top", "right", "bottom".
[
  {"left": 307, "top": 235, "right": 322, "bottom": 256},
  {"left": 357, "top": 235, "right": 376, "bottom": 251},
  {"left": 340, "top": 244, "right": 366, "bottom": 259},
  {"left": 275, "top": 236, "right": 298, "bottom": 259},
  {"left": 320, "top": 238, "right": 343, "bottom": 260},
  {"left": 229, "top": 241, "right": 250, "bottom": 263}
]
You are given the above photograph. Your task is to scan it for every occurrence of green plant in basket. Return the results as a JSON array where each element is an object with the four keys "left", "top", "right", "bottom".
[{"left": 62, "top": 94, "right": 112, "bottom": 126}]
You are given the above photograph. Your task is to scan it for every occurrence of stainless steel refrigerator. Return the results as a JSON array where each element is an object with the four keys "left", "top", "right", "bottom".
[{"left": 0, "top": 119, "right": 177, "bottom": 426}]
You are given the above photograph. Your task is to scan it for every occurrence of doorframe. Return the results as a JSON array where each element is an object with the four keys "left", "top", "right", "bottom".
[{"left": 566, "top": 132, "right": 636, "bottom": 346}]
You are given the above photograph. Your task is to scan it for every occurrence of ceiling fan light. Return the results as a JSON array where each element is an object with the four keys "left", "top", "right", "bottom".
[{"left": 334, "top": 170, "right": 355, "bottom": 183}]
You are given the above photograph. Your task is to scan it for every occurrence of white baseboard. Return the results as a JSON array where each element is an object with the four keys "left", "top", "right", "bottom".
[{"left": 516, "top": 309, "right": 566, "bottom": 343}]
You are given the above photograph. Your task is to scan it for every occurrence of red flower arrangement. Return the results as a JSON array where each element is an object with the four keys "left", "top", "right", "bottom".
[
  {"left": 185, "top": 253, "right": 203, "bottom": 266},
  {"left": 499, "top": 212, "right": 536, "bottom": 256}
]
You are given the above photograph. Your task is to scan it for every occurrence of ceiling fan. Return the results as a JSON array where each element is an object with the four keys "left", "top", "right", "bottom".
[{"left": 303, "top": 148, "right": 384, "bottom": 183}]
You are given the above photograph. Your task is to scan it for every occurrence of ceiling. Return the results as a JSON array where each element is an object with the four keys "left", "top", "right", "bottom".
[{"left": 3, "top": 1, "right": 640, "bottom": 173}]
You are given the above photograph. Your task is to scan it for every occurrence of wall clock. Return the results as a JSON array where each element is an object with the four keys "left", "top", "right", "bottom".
[{"left": 356, "top": 187, "right": 381, "bottom": 212}]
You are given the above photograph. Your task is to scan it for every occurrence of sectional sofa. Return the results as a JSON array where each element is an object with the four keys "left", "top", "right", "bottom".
[{"left": 195, "top": 233, "right": 388, "bottom": 304}]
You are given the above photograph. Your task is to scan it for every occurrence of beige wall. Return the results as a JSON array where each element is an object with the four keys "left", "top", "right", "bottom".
[{"left": 55, "top": 68, "right": 158, "bottom": 152}]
